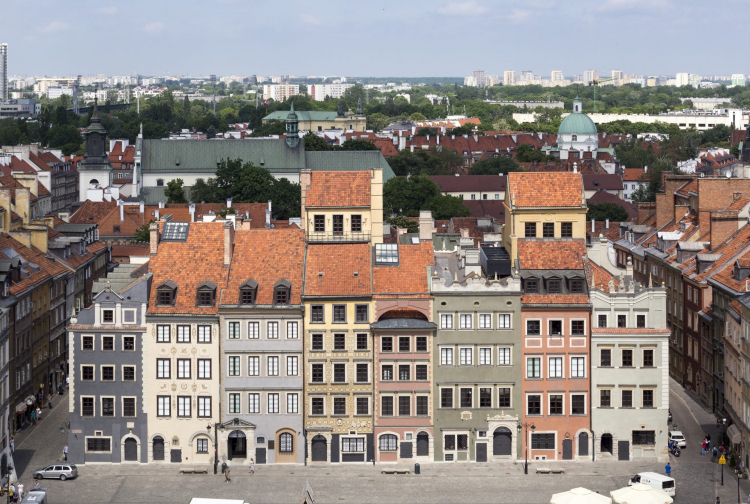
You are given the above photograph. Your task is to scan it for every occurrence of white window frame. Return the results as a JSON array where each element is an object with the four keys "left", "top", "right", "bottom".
[
  {"left": 267, "top": 321, "right": 279, "bottom": 339},
  {"left": 197, "top": 359, "right": 211, "bottom": 379},
  {"left": 228, "top": 392, "right": 241, "bottom": 414},
  {"left": 570, "top": 318, "right": 586, "bottom": 336},
  {"left": 100, "top": 396, "right": 115, "bottom": 417},
  {"left": 286, "top": 321, "right": 299, "bottom": 339},
  {"left": 548, "top": 318, "right": 564, "bottom": 336},
  {"left": 197, "top": 325, "right": 211, "bottom": 343},
  {"left": 459, "top": 314, "right": 473, "bottom": 330},
  {"left": 157, "top": 325, "right": 170, "bottom": 342},
  {"left": 122, "top": 396, "right": 136, "bottom": 418},
  {"left": 479, "top": 347, "right": 492, "bottom": 366},
  {"left": 526, "top": 393, "right": 543, "bottom": 416},
  {"left": 548, "top": 393, "right": 565, "bottom": 416},
  {"left": 157, "top": 358, "right": 170, "bottom": 379},
  {"left": 177, "top": 359, "right": 191, "bottom": 379},
  {"left": 228, "top": 321, "right": 240, "bottom": 339},
  {"left": 287, "top": 393, "right": 299, "bottom": 414},
  {"left": 498, "top": 313, "right": 512, "bottom": 329},
  {"left": 248, "top": 393, "right": 260, "bottom": 413},
  {"left": 267, "top": 356, "right": 279, "bottom": 376},
  {"left": 197, "top": 396, "right": 211, "bottom": 418},
  {"left": 177, "top": 325, "right": 191, "bottom": 343},
  {"left": 440, "top": 313, "right": 453, "bottom": 329},
  {"left": 267, "top": 393, "right": 280, "bottom": 414},
  {"left": 525, "top": 318, "right": 542, "bottom": 336},
  {"left": 570, "top": 393, "right": 587, "bottom": 415},
  {"left": 498, "top": 386, "right": 512, "bottom": 409},
  {"left": 478, "top": 313, "right": 492, "bottom": 329},
  {"left": 228, "top": 355, "right": 241, "bottom": 376},
  {"left": 570, "top": 356, "right": 586, "bottom": 378},
  {"left": 177, "top": 396, "right": 191, "bottom": 417},
  {"left": 247, "top": 321, "right": 259, "bottom": 339},
  {"left": 440, "top": 347, "right": 454, "bottom": 366},
  {"left": 459, "top": 347, "right": 473, "bottom": 366},
  {"left": 498, "top": 347, "right": 512, "bottom": 366},
  {"left": 526, "top": 356, "right": 541, "bottom": 379},
  {"left": 287, "top": 356, "right": 298, "bottom": 376},
  {"left": 122, "top": 309, "right": 137, "bottom": 325},
  {"left": 548, "top": 356, "right": 563, "bottom": 379},
  {"left": 439, "top": 387, "right": 454, "bottom": 409},
  {"left": 248, "top": 356, "right": 260, "bottom": 376}
]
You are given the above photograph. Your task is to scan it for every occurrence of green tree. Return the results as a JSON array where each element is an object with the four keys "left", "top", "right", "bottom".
[
  {"left": 470, "top": 156, "right": 523, "bottom": 175},
  {"left": 387, "top": 150, "right": 444, "bottom": 177},
  {"left": 631, "top": 160, "right": 678, "bottom": 203},
  {"left": 587, "top": 202, "right": 630, "bottom": 222},
  {"left": 134, "top": 219, "right": 156, "bottom": 242},
  {"left": 386, "top": 216, "right": 418, "bottom": 233},
  {"left": 383, "top": 175, "right": 441, "bottom": 217},
  {"left": 425, "top": 193, "right": 471, "bottom": 219},
  {"left": 165, "top": 178, "right": 187, "bottom": 204},
  {"left": 47, "top": 125, "right": 82, "bottom": 155},
  {"left": 701, "top": 124, "right": 731, "bottom": 146},
  {"left": 206, "top": 125, "right": 217, "bottom": 139},
  {"left": 516, "top": 143, "right": 546, "bottom": 163},
  {"left": 250, "top": 120, "right": 286, "bottom": 137},
  {"left": 190, "top": 178, "right": 221, "bottom": 203},
  {"left": 449, "top": 125, "right": 476, "bottom": 136},
  {"left": 366, "top": 113, "right": 390, "bottom": 132},
  {"left": 302, "top": 132, "right": 331, "bottom": 151},
  {"left": 340, "top": 139, "right": 378, "bottom": 151}
]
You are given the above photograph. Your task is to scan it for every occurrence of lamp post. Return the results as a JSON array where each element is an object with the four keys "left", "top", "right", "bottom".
[
  {"left": 208, "top": 422, "right": 225, "bottom": 475},
  {"left": 517, "top": 422, "right": 536, "bottom": 475}
]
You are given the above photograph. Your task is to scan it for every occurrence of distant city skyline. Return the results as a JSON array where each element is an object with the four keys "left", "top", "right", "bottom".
[{"left": 2, "top": 0, "right": 748, "bottom": 77}]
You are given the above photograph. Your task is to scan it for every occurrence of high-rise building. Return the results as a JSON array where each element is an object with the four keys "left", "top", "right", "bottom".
[
  {"left": 551, "top": 70, "right": 564, "bottom": 82},
  {"left": 473, "top": 70, "right": 485, "bottom": 88},
  {"left": 732, "top": 74, "right": 746, "bottom": 87},
  {"left": 0, "top": 43, "right": 7, "bottom": 101},
  {"left": 503, "top": 70, "right": 516, "bottom": 86},
  {"left": 583, "top": 70, "right": 598, "bottom": 86},
  {"left": 611, "top": 70, "right": 624, "bottom": 86},
  {"left": 520, "top": 70, "right": 533, "bottom": 82}
]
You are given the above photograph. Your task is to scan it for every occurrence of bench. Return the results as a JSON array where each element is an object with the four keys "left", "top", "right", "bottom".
[
  {"left": 179, "top": 467, "right": 208, "bottom": 474},
  {"left": 535, "top": 468, "right": 551, "bottom": 474},
  {"left": 381, "top": 469, "right": 410, "bottom": 475},
  {"left": 550, "top": 468, "right": 565, "bottom": 474}
]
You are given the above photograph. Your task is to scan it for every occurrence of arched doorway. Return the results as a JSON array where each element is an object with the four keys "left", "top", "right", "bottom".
[
  {"left": 493, "top": 428, "right": 512, "bottom": 457},
  {"left": 124, "top": 438, "right": 138, "bottom": 461},
  {"left": 311, "top": 435, "right": 327, "bottom": 462},
  {"left": 416, "top": 432, "right": 429, "bottom": 457},
  {"left": 227, "top": 430, "right": 246, "bottom": 460},
  {"left": 601, "top": 434, "right": 613, "bottom": 455},
  {"left": 276, "top": 430, "right": 296, "bottom": 464},
  {"left": 578, "top": 432, "right": 589, "bottom": 457},
  {"left": 153, "top": 436, "right": 165, "bottom": 461}
]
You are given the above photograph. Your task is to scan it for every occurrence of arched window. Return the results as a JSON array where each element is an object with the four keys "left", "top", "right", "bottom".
[
  {"left": 157, "top": 179, "right": 164, "bottom": 187},
  {"left": 279, "top": 432, "right": 294, "bottom": 453},
  {"left": 379, "top": 434, "right": 398, "bottom": 452},
  {"left": 571, "top": 135, "right": 578, "bottom": 141}
]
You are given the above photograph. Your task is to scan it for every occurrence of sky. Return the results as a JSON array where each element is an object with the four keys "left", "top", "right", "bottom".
[{"left": 3, "top": 0, "right": 747, "bottom": 78}]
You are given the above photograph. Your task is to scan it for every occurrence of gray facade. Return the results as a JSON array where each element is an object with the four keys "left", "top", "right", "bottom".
[
  {"left": 431, "top": 247, "right": 523, "bottom": 462},
  {"left": 67, "top": 272, "right": 151, "bottom": 464},
  {"left": 590, "top": 277, "right": 670, "bottom": 462}
]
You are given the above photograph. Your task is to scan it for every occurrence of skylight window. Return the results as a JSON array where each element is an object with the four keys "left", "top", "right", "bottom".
[
  {"left": 162, "top": 222, "right": 190, "bottom": 242},
  {"left": 375, "top": 244, "right": 399, "bottom": 264}
]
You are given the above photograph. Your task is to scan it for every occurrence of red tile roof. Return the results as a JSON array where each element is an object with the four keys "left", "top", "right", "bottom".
[
  {"left": 428, "top": 175, "right": 506, "bottom": 193},
  {"left": 521, "top": 294, "right": 590, "bottom": 305},
  {"left": 586, "top": 259, "right": 618, "bottom": 290},
  {"left": 623, "top": 168, "right": 647, "bottom": 182},
  {"left": 0, "top": 234, "right": 68, "bottom": 295},
  {"left": 507, "top": 172, "right": 584, "bottom": 208},
  {"left": 305, "top": 171, "right": 371, "bottom": 208},
  {"left": 304, "top": 243, "right": 371, "bottom": 297},
  {"left": 517, "top": 240, "right": 586, "bottom": 270},
  {"left": 461, "top": 200, "right": 506, "bottom": 222},
  {"left": 582, "top": 174, "right": 623, "bottom": 191},
  {"left": 373, "top": 241, "right": 433, "bottom": 295}
]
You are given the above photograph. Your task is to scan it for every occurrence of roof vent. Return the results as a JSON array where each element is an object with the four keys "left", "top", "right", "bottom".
[
  {"left": 354, "top": 271, "right": 358, "bottom": 277},
  {"left": 318, "top": 271, "right": 323, "bottom": 277}
]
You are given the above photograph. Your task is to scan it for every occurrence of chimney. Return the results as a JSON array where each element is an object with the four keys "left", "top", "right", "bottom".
[
  {"left": 644, "top": 165, "right": 648, "bottom": 173},
  {"left": 418, "top": 210, "right": 433, "bottom": 241},
  {"left": 159, "top": 201, "right": 165, "bottom": 209},
  {"left": 16, "top": 187, "right": 31, "bottom": 225},
  {"left": 459, "top": 228, "right": 469, "bottom": 238},
  {"left": 573, "top": 162, "right": 578, "bottom": 174},
  {"left": 265, "top": 209, "right": 271, "bottom": 228},
  {"left": 227, "top": 198, "right": 232, "bottom": 209},
  {"left": 149, "top": 222, "right": 159, "bottom": 255},
  {"left": 0, "top": 189, "right": 10, "bottom": 232},
  {"left": 223, "top": 220, "right": 234, "bottom": 267},
  {"left": 605, "top": 219, "right": 609, "bottom": 229},
  {"left": 139, "top": 201, "right": 144, "bottom": 214},
  {"left": 30, "top": 225, "right": 48, "bottom": 253},
  {"left": 268, "top": 199, "right": 272, "bottom": 218},
  {"left": 189, "top": 203, "right": 195, "bottom": 222},
  {"left": 436, "top": 135, "right": 440, "bottom": 145},
  {"left": 426, "top": 134, "right": 430, "bottom": 142},
  {"left": 119, "top": 200, "right": 124, "bottom": 222},
  {"left": 155, "top": 209, "right": 160, "bottom": 221},
  {"left": 300, "top": 169, "right": 312, "bottom": 231},
  {"left": 626, "top": 257, "right": 633, "bottom": 278},
  {"left": 591, "top": 218, "right": 595, "bottom": 233}
]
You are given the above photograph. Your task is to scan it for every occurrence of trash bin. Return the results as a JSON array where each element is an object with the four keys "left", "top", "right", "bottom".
[
  {"left": 414, "top": 463, "right": 420, "bottom": 475},
  {"left": 221, "top": 462, "right": 227, "bottom": 474}
]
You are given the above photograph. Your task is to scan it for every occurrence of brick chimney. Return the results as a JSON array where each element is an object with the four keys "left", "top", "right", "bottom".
[
  {"left": 418, "top": 210, "right": 434, "bottom": 241},
  {"left": 149, "top": 222, "right": 159, "bottom": 255}
]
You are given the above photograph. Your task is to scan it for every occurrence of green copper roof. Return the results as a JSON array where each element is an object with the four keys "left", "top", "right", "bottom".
[
  {"left": 264, "top": 110, "right": 342, "bottom": 122},
  {"left": 558, "top": 111, "right": 598, "bottom": 136}
]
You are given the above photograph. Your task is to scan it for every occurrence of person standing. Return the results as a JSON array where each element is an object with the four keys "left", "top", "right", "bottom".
[
  {"left": 665, "top": 462, "right": 671, "bottom": 476},
  {"left": 249, "top": 458, "right": 254, "bottom": 475},
  {"left": 17, "top": 482, "right": 23, "bottom": 500},
  {"left": 10, "top": 436, "right": 14, "bottom": 454},
  {"left": 712, "top": 446, "right": 718, "bottom": 462},
  {"left": 63, "top": 443, "right": 68, "bottom": 461},
  {"left": 224, "top": 466, "right": 231, "bottom": 483},
  {"left": 702, "top": 439, "right": 707, "bottom": 456},
  {"left": 30, "top": 410, "right": 35, "bottom": 425}
]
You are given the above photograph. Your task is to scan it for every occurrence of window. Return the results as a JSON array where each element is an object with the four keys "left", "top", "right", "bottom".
[
  {"left": 120, "top": 365, "right": 134, "bottom": 382},
  {"left": 416, "top": 396, "right": 428, "bottom": 416},
  {"left": 82, "top": 365, "right": 94, "bottom": 381},
  {"left": 548, "top": 357, "right": 562, "bottom": 378},
  {"left": 334, "top": 397, "right": 346, "bottom": 416},
  {"left": 334, "top": 334, "right": 346, "bottom": 351},
  {"left": 479, "top": 387, "right": 492, "bottom": 408},
  {"left": 228, "top": 322, "right": 240, "bottom": 339},
  {"left": 228, "top": 356, "right": 240, "bottom": 376},
  {"left": 102, "top": 309, "right": 114, "bottom": 323},
  {"left": 197, "top": 396, "right": 211, "bottom": 417},
  {"left": 157, "top": 396, "right": 170, "bottom": 417},
  {"left": 527, "top": 357, "right": 541, "bottom": 378},
  {"left": 598, "top": 315, "right": 607, "bottom": 328},
  {"left": 123, "top": 397, "right": 136, "bottom": 417},
  {"left": 622, "top": 389, "right": 633, "bottom": 408},
  {"left": 287, "top": 321, "right": 299, "bottom": 339},
  {"left": 561, "top": 222, "right": 573, "bottom": 238},
  {"left": 356, "top": 363, "right": 368, "bottom": 383},
  {"left": 382, "top": 365, "right": 393, "bottom": 381},
  {"left": 643, "top": 349, "right": 654, "bottom": 367},
  {"left": 197, "top": 287, "right": 215, "bottom": 307},
  {"left": 247, "top": 356, "right": 259, "bottom": 376},
  {"left": 312, "top": 364, "right": 324, "bottom": 383},
  {"left": 268, "top": 393, "right": 279, "bottom": 414},
  {"left": 382, "top": 396, "right": 394, "bottom": 416},
  {"left": 82, "top": 397, "right": 94, "bottom": 417},
  {"left": 356, "top": 333, "right": 368, "bottom": 350},
  {"left": 124, "top": 336, "right": 135, "bottom": 351},
  {"left": 287, "top": 393, "right": 299, "bottom": 414},
  {"left": 498, "top": 347, "right": 511, "bottom": 366},
  {"left": 86, "top": 437, "right": 111, "bottom": 452},
  {"left": 178, "top": 396, "right": 191, "bottom": 417},
  {"left": 157, "top": 325, "right": 170, "bottom": 343},
  {"left": 622, "top": 349, "right": 633, "bottom": 367},
  {"left": 267, "top": 356, "right": 279, "bottom": 376},
  {"left": 240, "top": 287, "right": 256, "bottom": 305},
  {"left": 600, "top": 389, "right": 611, "bottom": 407},
  {"left": 351, "top": 215, "right": 362, "bottom": 233},
  {"left": 381, "top": 336, "right": 393, "bottom": 352},
  {"left": 549, "top": 320, "right": 562, "bottom": 335},
  {"left": 542, "top": 222, "right": 554, "bottom": 238},
  {"left": 355, "top": 304, "right": 368, "bottom": 323},
  {"left": 248, "top": 393, "right": 260, "bottom": 413},
  {"left": 479, "top": 314, "right": 492, "bottom": 329},
  {"left": 196, "top": 439, "right": 209, "bottom": 454},
  {"left": 498, "top": 388, "right": 511, "bottom": 408},
  {"left": 398, "top": 336, "right": 410, "bottom": 352},
  {"left": 531, "top": 433, "right": 555, "bottom": 450},
  {"left": 637, "top": 314, "right": 646, "bottom": 328},
  {"left": 157, "top": 288, "right": 174, "bottom": 306},
  {"left": 549, "top": 394, "right": 563, "bottom": 415},
  {"left": 498, "top": 314, "right": 511, "bottom": 329},
  {"left": 416, "top": 336, "right": 427, "bottom": 352},
  {"left": 229, "top": 393, "right": 241, "bottom": 414},
  {"left": 332, "top": 215, "right": 344, "bottom": 236},
  {"left": 441, "top": 347, "right": 453, "bottom": 365},
  {"left": 398, "top": 364, "right": 410, "bottom": 381},
  {"left": 198, "top": 325, "right": 211, "bottom": 343},
  {"left": 632, "top": 430, "right": 656, "bottom": 446},
  {"left": 600, "top": 348, "right": 612, "bottom": 367},
  {"left": 642, "top": 389, "right": 654, "bottom": 408},
  {"left": 157, "top": 359, "right": 170, "bottom": 379},
  {"left": 618, "top": 315, "right": 626, "bottom": 328},
  {"left": 571, "top": 394, "right": 585, "bottom": 415},
  {"left": 274, "top": 284, "right": 289, "bottom": 305},
  {"left": 333, "top": 305, "right": 346, "bottom": 323},
  {"left": 459, "top": 314, "right": 472, "bottom": 329},
  {"left": 525, "top": 278, "right": 539, "bottom": 293},
  {"left": 177, "top": 359, "right": 191, "bottom": 379},
  {"left": 440, "top": 314, "right": 453, "bottom": 329},
  {"left": 380, "top": 434, "right": 397, "bottom": 452},
  {"left": 333, "top": 363, "right": 346, "bottom": 383},
  {"left": 267, "top": 322, "right": 279, "bottom": 339},
  {"left": 342, "top": 438, "right": 364, "bottom": 452},
  {"left": 287, "top": 356, "right": 298, "bottom": 376},
  {"left": 479, "top": 348, "right": 492, "bottom": 366},
  {"left": 527, "top": 395, "right": 541, "bottom": 415},
  {"left": 460, "top": 388, "right": 473, "bottom": 408},
  {"left": 314, "top": 215, "right": 325, "bottom": 233},
  {"left": 398, "top": 396, "right": 411, "bottom": 416},
  {"left": 441, "top": 388, "right": 453, "bottom": 408},
  {"left": 312, "top": 334, "right": 323, "bottom": 351},
  {"left": 571, "top": 357, "right": 585, "bottom": 378},
  {"left": 198, "top": 359, "right": 211, "bottom": 379},
  {"left": 571, "top": 320, "right": 585, "bottom": 335},
  {"left": 416, "top": 364, "right": 427, "bottom": 381},
  {"left": 311, "top": 305, "right": 324, "bottom": 323},
  {"left": 525, "top": 222, "right": 537, "bottom": 238},
  {"left": 526, "top": 320, "right": 540, "bottom": 335},
  {"left": 460, "top": 348, "right": 473, "bottom": 365}
]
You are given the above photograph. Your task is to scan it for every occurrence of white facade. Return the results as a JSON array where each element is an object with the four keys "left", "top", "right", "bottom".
[
  {"left": 309, "top": 83, "right": 354, "bottom": 101},
  {"left": 0, "top": 44, "right": 7, "bottom": 101},
  {"left": 262, "top": 84, "right": 300, "bottom": 102},
  {"left": 47, "top": 86, "right": 74, "bottom": 100},
  {"left": 551, "top": 70, "right": 564, "bottom": 82},
  {"left": 503, "top": 70, "right": 515, "bottom": 86},
  {"left": 732, "top": 74, "right": 746, "bottom": 87},
  {"left": 583, "top": 70, "right": 597, "bottom": 85}
]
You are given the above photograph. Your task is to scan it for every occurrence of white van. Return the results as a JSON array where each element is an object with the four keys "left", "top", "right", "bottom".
[{"left": 628, "top": 472, "right": 676, "bottom": 497}]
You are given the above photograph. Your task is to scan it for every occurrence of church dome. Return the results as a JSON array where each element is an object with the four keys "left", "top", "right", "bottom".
[{"left": 558, "top": 111, "right": 598, "bottom": 136}]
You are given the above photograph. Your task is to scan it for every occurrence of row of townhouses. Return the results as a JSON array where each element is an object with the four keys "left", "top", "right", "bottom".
[{"left": 67, "top": 170, "right": 670, "bottom": 467}]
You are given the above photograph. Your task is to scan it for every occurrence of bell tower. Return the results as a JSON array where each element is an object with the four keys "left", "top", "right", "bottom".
[
  {"left": 286, "top": 102, "right": 300, "bottom": 149},
  {"left": 78, "top": 98, "right": 114, "bottom": 198}
]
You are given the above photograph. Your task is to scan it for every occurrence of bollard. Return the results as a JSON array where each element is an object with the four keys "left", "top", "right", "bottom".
[
  {"left": 221, "top": 462, "right": 227, "bottom": 474},
  {"left": 414, "top": 463, "right": 420, "bottom": 475}
]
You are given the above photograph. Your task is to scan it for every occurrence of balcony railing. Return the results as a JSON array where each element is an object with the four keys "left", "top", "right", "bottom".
[{"left": 306, "top": 232, "right": 371, "bottom": 243}]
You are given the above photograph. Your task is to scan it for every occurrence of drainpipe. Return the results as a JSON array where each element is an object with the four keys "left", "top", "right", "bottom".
[
  {"left": 371, "top": 326, "right": 376, "bottom": 465},
  {"left": 590, "top": 308, "right": 595, "bottom": 462}
]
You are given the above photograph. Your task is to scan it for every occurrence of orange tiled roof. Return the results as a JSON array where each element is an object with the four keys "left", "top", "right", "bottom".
[
  {"left": 222, "top": 228, "right": 305, "bottom": 305},
  {"left": 694, "top": 225, "right": 750, "bottom": 283},
  {"left": 69, "top": 200, "right": 118, "bottom": 224},
  {"left": 521, "top": 294, "right": 590, "bottom": 305},
  {"left": 586, "top": 258, "right": 618, "bottom": 290},
  {"left": 622, "top": 168, "right": 647, "bottom": 181},
  {"left": 676, "top": 179, "right": 698, "bottom": 197},
  {"left": 518, "top": 240, "right": 586, "bottom": 270},
  {"left": 507, "top": 172, "right": 583, "bottom": 208},
  {"left": 304, "top": 243, "right": 371, "bottom": 297},
  {"left": 725, "top": 198, "right": 750, "bottom": 211},
  {"left": 305, "top": 171, "right": 371, "bottom": 208},
  {"left": 373, "top": 241, "right": 433, "bottom": 295},
  {"left": 0, "top": 234, "right": 68, "bottom": 295}
]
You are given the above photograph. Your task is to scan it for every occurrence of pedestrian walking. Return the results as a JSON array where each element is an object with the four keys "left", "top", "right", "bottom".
[
  {"left": 249, "top": 458, "right": 254, "bottom": 475},
  {"left": 224, "top": 466, "right": 231, "bottom": 483},
  {"left": 30, "top": 410, "right": 35, "bottom": 425},
  {"left": 665, "top": 462, "right": 671, "bottom": 476},
  {"left": 63, "top": 443, "right": 68, "bottom": 461},
  {"left": 17, "top": 482, "right": 23, "bottom": 500},
  {"left": 716, "top": 496, "right": 720, "bottom": 504},
  {"left": 10, "top": 437, "right": 14, "bottom": 454},
  {"left": 712, "top": 446, "right": 718, "bottom": 462},
  {"left": 702, "top": 439, "right": 707, "bottom": 456},
  {"left": 35, "top": 407, "right": 41, "bottom": 421}
]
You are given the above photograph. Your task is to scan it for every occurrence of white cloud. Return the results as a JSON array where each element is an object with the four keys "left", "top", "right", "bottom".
[
  {"left": 437, "top": 1, "right": 489, "bottom": 16},
  {"left": 600, "top": 0, "right": 669, "bottom": 10},
  {"left": 97, "top": 6, "right": 118, "bottom": 15},
  {"left": 38, "top": 21, "right": 68, "bottom": 33},
  {"left": 300, "top": 13, "right": 321, "bottom": 25},
  {"left": 142, "top": 21, "right": 165, "bottom": 33},
  {"left": 503, "top": 8, "right": 531, "bottom": 23}
]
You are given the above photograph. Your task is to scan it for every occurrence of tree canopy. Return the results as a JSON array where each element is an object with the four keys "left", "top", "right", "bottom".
[
  {"left": 383, "top": 175, "right": 469, "bottom": 219},
  {"left": 469, "top": 156, "right": 524, "bottom": 175},
  {"left": 587, "top": 202, "right": 630, "bottom": 222},
  {"left": 164, "top": 178, "right": 187, "bottom": 204}
]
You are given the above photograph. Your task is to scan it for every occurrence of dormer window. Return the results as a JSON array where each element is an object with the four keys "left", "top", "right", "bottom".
[
  {"left": 571, "top": 135, "right": 577, "bottom": 141},
  {"left": 240, "top": 279, "right": 258, "bottom": 305},
  {"left": 197, "top": 280, "right": 217, "bottom": 307},
  {"left": 274, "top": 279, "right": 291, "bottom": 306},
  {"left": 569, "top": 279, "right": 584, "bottom": 294},
  {"left": 524, "top": 278, "right": 539, "bottom": 293},
  {"left": 547, "top": 278, "right": 562, "bottom": 294},
  {"left": 157, "top": 280, "right": 177, "bottom": 307}
]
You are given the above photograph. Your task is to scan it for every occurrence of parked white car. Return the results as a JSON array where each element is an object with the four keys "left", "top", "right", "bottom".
[{"left": 668, "top": 430, "right": 686, "bottom": 448}]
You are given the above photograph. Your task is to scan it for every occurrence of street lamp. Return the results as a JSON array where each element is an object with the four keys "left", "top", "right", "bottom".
[
  {"left": 207, "top": 422, "right": 225, "bottom": 475},
  {"left": 517, "top": 422, "right": 536, "bottom": 475}
]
